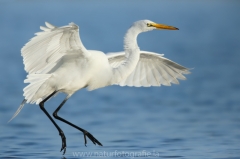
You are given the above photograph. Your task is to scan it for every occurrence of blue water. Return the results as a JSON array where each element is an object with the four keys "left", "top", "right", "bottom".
[{"left": 1, "top": 1, "right": 240, "bottom": 159}]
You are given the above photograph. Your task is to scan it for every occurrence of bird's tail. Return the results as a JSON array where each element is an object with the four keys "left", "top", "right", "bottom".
[
  {"left": 8, "top": 99, "right": 27, "bottom": 123},
  {"left": 23, "top": 74, "right": 53, "bottom": 104},
  {"left": 8, "top": 74, "right": 53, "bottom": 122}
]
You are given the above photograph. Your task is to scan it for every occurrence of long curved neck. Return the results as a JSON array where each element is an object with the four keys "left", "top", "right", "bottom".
[
  {"left": 111, "top": 26, "right": 141, "bottom": 84},
  {"left": 124, "top": 27, "right": 140, "bottom": 51}
]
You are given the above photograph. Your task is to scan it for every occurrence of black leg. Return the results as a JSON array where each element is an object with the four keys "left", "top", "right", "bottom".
[
  {"left": 39, "top": 91, "right": 67, "bottom": 155},
  {"left": 53, "top": 97, "right": 102, "bottom": 147}
]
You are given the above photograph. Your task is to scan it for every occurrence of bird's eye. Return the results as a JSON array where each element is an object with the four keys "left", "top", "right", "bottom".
[{"left": 147, "top": 23, "right": 152, "bottom": 27}]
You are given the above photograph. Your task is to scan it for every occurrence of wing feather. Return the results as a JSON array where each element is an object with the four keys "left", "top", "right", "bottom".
[
  {"left": 132, "top": 60, "right": 141, "bottom": 87},
  {"left": 45, "top": 22, "right": 56, "bottom": 29},
  {"left": 21, "top": 22, "right": 86, "bottom": 74},
  {"left": 149, "top": 59, "right": 159, "bottom": 86},
  {"left": 140, "top": 59, "right": 150, "bottom": 86},
  {"left": 107, "top": 51, "right": 190, "bottom": 87},
  {"left": 149, "top": 60, "right": 161, "bottom": 86}
]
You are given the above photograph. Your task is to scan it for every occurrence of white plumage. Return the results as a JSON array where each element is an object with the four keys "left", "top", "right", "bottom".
[
  {"left": 22, "top": 22, "right": 86, "bottom": 74},
  {"left": 9, "top": 20, "right": 190, "bottom": 121},
  {"left": 108, "top": 51, "right": 190, "bottom": 87}
]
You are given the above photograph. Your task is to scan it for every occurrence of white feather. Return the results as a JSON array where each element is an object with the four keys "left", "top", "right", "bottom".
[
  {"left": 107, "top": 51, "right": 190, "bottom": 87},
  {"left": 10, "top": 20, "right": 190, "bottom": 123},
  {"left": 21, "top": 22, "right": 87, "bottom": 74}
]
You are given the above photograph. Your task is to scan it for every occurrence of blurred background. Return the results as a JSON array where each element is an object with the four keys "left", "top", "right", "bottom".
[{"left": 0, "top": 1, "right": 240, "bottom": 159}]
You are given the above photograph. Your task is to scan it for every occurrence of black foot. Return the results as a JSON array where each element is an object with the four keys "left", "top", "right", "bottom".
[
  {"left": 83, "top": 130, "right": 102, "bottom": 146},
  {"left": 59, "top": 131, "right": 67, "bottom": 155}
]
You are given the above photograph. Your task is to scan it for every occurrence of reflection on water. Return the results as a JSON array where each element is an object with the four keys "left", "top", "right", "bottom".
[{"left": 1, "top": 1, "right": 240, "bottom": 159}]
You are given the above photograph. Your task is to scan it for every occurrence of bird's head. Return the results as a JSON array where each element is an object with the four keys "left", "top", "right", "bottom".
[{"left": 133, "top": 20, "right": 179, "bottom": 32}]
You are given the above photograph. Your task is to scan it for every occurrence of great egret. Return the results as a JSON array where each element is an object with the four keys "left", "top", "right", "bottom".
[{"left": 9, "top": 20, "right": 190, "bottom": 154}]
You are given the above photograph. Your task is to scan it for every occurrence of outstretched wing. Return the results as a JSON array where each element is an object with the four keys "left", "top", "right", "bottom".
[
  {"left": 107, "top": 51, "right": 190, "bottom": 87},
  {"left": 22, "top": 22, "right": 87, "bottom": 74}
]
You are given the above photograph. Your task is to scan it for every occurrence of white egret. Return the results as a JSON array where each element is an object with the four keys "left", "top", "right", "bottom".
[{"left": 9, "top": 20, "right": 190, "bottom": 154}]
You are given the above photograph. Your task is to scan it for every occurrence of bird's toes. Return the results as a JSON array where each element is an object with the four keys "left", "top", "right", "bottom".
[
  {"left": 84, "top": 131, "right": 102, "bottom": 146},
  {"left": 60, "top": 138, "right": 67, "bottom": 154},
  {"left": 61, "top": 146, "right": 66, "bottom": 155}
]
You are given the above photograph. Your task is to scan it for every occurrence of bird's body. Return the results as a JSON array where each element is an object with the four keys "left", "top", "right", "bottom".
[
  {"left": 27, "top": 50, "right": 112, "bottom": 103},
  {"left": 10, "top": 20, "right": 190, "bottom": 154},
  {"left": 54, "top": 50, "right": 112, "bottom": 92}
]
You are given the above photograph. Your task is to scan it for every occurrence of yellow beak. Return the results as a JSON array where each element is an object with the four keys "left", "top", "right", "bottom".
[{"left": 151, "top": 23, "right": 179, "bottom": 30}]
